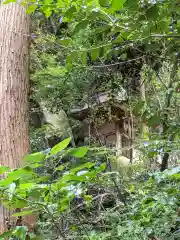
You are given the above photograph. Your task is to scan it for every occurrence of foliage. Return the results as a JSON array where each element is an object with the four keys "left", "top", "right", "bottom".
[
  {"left": 83, "top": 168, "right": 180, "bottom": 240},
  {"left": 0, "top": 139, "right": 106, "bottom": 239},
  {"left": 25, "top": 0, "right": 180, "bottom": 64},
  {"left": 28, "top": 0, "right": 180, "bottom": 150}
]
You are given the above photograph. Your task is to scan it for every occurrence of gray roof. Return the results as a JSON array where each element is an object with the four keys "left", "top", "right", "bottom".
[{"left": 71, "top": 89, "right": 127, "bottom": 114}]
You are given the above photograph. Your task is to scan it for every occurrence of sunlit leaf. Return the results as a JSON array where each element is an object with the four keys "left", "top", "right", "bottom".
[
  {"left": 13, "top": 226, "right": 28, "bottom": 240},
  {"left": 50, "top": 138, "right": 71, "bottom": 155},
  {"left": 68, "top": 146, "right": 89, "bottom": 158},
  {"left": 70, "top": 162, "right": 95, "bottom": 174},
  {"left": 3, "top": 0, "right": 16, "bottom": 4},
  {"left": 0, "top": 230, "right": 13, "bottom": 239},
  {"left": 26, "top": 4, "right": 37, "bottom": 14},
  {"left": 8, "top": 167, "right": 34, "bottom": 179},
  {"left": 83, "top": 195, "right": 92, "bottom": 201},
  {"left": 96, "top": 163, "right": 106, "bottom": 172},
  {"left": 43, "top": 8, "right": 52, "bottom": 17},
  {"left": 61, "top": 174, "right": 86, "bottom": 182},
  {"left": 12, "top": 210, "right": 36, "bottom": 217},
  {"left": 70, "top": 225, "right": 78, "bottom": 231},
  {"left": 168, "top": 173, "right": 180, "bottom": 181},
  {"left": 24, "top": 152, "right": 46, "bottom": 163},
  {"left": 36, "top": 175, "right": 51, "bottom": 183},
  {"left": 0, "top": 166, "right": 10, "bottom": 174},
  {"left": 19, "top": 182, "right": 35, "bottom": 190},
  {"left": 0, "top": 167, "right": 35, "bottom": 187},
  {"left": 10, "top": 200, "right": 28, "bottom": 209},
  {"left": 56, "top": 165, "right": 65, "bottom": 171},
  {"left": 111, "top": 0, "right": 126, "bottom": 10}
]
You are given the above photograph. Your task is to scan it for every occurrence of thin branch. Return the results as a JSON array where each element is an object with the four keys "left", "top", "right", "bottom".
[{"left": 91, "top": 56, "right": 144, "bottom": 69}]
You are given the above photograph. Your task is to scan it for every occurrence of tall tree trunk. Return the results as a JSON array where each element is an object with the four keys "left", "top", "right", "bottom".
[
  {"left": 0, "top": 2, "right": 30, "bottom": 232},
  {"left": 160, "top": 58, "right": 177, "bottom": 171},
  {"left": 140, "top": 77, "right": 149, "bottom": 139}
]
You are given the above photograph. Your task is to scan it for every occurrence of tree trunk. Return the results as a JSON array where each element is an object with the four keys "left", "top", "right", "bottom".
[
  {"left": 0, "top": 2, "right": 30, "bottom": 232},
  {"left": 140, "top": 77, "right": 149, "bottom": 139},
  {"left": 160, "top": 59, "right": 177, "bottom": 171}
]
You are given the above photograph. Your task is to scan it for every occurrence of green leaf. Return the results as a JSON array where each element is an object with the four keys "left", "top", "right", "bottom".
[
  {"left": 70, "top": 162, "right": 95, "bottom": 174},
  {"left": 120, "top": 53, "right": 127, "bottom": 60},
  {"left": 70, "top": 225, "right": 78, "bottom": 231},
  {"left": 19, "top": 182, "right": 35, "bottom": 190},
  {"left": 26, "top": 4, "right": 37, "bottom": 14},
  {"left": 146, "top": 5, "right": 158, "bottom": 20},
  {"left": 0, "top": 167, "right": 35, "bottom": 187},
  {"left": 94, "top": 25, "right": 111, "bottom": 35},
  {"left": 148, "top": 115, "right": 161, "bottom": 127},
  {"left": 61, "top": 174, "right": 86, "bottom": 182},
  {"left": 168, "top": 173, "right": 180, "bottom": 181},
  {"left": 64, "top": 6, "right": 76, "bottom": 19},
  {"left": 3, "top": 0, "right": 16, "bottom": 4},
  {"left": 0, "top": 166, "right": 10, "bottom": 174},
  {"left": 50, "top": 138, "right": 71, "bottom": 155},
  {"left": 129, "top": 184, "right": 135, "bottom": 193},
  {"left": 73, "top": 20, "right": 89, "bottom": 34},
  {"left": 8, "top": 167, "right": 34, "bottom": 179},
  {"left": 59, "top": 38, "right": 72, "bottom": 46},
  {"left": 30, "top": 163, "right": 43, "bottom": 169},
  {"left": 111, "top": 0, "right": 126, "bottom": 10},
  {"left": 10, "top": 200, "right": 28, "bottom": 209},
  {"left": 59, "top": 195, "right": 72, "bottom": 211},
  {"left": 43, "top": 8, "right": 52, "bottom": 17},
  {"left": 124, "top": 0, "right": 138, "bottom": 10},
  {"left": 99, "top": 0, "right": 109, "bottom": 7},
  {"left": 24, "top": 152, "right": 46, "bottom": 163},
  {"left": 56, "top": 165, "right": 65, "bottom": 171},
  {"left": 12, "top": 210, "right": 36, "bottom": 217},
  {"left": 143, "top": 197, "right": 156, "bottom": 204},
  {"left": 36, "top": 175, "right": 51, "bottom": 183},
  {"left": 83, "top": 195, "right": 92, "bottom": 201},
  {"left": 66, "top": 51, "right": 78, "bottom": 65},
  {"left": 80, "top": 51, "right": 87, "bottom": 65},
  {"left": 133, "top": 101, "right": 145, "bottom": 116},
  {"left": 96, "top": 163, "right": 106, "bottom": 172},
  {"left": 2, "top": 167, "right": 33, "bottom": 184},
  {"left": 0, "top": 230, "right": 13, "bottom": 239},
  {"left": 68, "top": 146, "right": 89, "bottom": 158},
  {"left": 91, "top": 48, "right": 100, "bottom": 61},
  {"left": 13, "top": 226, "right": 28, "bottom": 240},
  {"left": 103, "top": 44, "right": 111, "bottom": 58},
  {"left": 31, "top": 236, "right": 42, "bottom": 240}
]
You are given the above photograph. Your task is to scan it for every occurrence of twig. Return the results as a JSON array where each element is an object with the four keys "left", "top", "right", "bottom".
[{"left": 91, "top": 56, "right": 144, "bottom": 69}]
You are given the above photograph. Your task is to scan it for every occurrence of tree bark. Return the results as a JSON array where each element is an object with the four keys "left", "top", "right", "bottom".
[
  {"left": 160, "top": 58, "right": 177, "bottom": 171},
  {"left": 140, "top": 77, "right": 149, "bottom": 139},
  {"left": 0, "top": 2, "right": 30, "bottom": 232}
]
